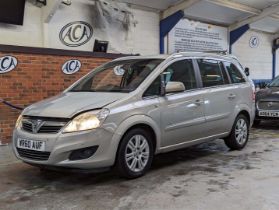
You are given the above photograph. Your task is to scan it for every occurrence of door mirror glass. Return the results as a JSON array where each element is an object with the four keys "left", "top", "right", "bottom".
[
  {"left": 165, "top": 81, "right": 185, "bottom": 94},
  {"left": 244, "top": 67, "right": 250, "bottom": 76}
]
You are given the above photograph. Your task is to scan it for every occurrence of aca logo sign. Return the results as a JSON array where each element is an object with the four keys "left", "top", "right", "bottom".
[
  {"left": 62, "top": 60, "right": 82, "bottom": 74},
  {"left": 59, "top": 21, "right": 93, "bottom": 47},
  {"left": 249, "top": 36, "right": 259, "bottom": 48},
  {"left": 0, "top": 56, "right": 18, "bottom": 74}
]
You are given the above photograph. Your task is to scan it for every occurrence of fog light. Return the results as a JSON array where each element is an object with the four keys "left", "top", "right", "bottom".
[{"left": 69, "top": 146, "right": 99, "bottom": 161}]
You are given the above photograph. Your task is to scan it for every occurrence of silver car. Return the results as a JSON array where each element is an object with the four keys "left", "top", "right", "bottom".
[{"left": 13, "top": 52, "right": 255, "bottom": 178}]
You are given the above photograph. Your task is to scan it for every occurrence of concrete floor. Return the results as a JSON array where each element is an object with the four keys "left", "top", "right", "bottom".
[{"left": 1, "top": 122, "right": 279, "bottom": 210}]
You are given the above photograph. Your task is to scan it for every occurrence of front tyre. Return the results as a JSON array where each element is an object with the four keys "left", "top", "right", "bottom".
[
  {"left": 116, "top": 128, "right": 154, "bottom": 179},
  {"left": 224, "top": 114, "right": 249, "bottom": 150}
]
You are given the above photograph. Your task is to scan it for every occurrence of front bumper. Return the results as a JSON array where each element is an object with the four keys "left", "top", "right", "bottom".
[{"left": 12, "top": 127, "right": 121, "bottom": 169}]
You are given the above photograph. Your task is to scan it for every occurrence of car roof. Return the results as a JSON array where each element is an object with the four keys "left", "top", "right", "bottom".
[
  {"left": 114, "top": 52, "right": 239, "bottom": 63},
  {"left": 114, "top": 54, "right": 169, "bottom": 61}
]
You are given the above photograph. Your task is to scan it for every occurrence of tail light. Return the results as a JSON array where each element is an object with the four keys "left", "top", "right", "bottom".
[{"left": 252, "top": 90, "right": 256, "bottom": 101}]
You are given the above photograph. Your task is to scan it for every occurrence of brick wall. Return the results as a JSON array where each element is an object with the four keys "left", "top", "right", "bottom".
[{"left": 0, "top": 51, "right": 116, "bottom": 143}]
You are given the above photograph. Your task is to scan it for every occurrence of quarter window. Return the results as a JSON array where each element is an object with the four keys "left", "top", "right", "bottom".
[
  {"left": 197, "top": 59, "right": 227, "bottom": 87},
  {"left": 224, "top": 62, "right": 246, "bottom": 83},
  {"left": 143, "top": 76, "right": 161, "bottom": 97}
]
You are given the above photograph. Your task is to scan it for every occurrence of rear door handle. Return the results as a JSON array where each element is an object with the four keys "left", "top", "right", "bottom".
[{"left": 228, "top": 94, "right": 236, "bottom": 100}]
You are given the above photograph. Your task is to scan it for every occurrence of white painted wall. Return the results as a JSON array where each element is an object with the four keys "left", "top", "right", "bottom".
[
  {"left": 0, "top": 1, "right": 43, "bottom": 47},
  {"left": 232, "top": 30, "right": 273, "bottom": 80},
  {"left": 130, "top": 9, "right": 159, "bottom": 55},
  {"left": 0, "top": 0, "right": 159, "bottom": 55}
]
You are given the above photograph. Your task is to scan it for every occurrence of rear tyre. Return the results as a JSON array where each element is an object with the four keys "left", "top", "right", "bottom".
[
  {"left": 116, "top": 128, "right": 154, "bottom": 179},
  {"left": 224, "top": 114, "right": 249, "bottom": 150},
  {"left": 253, "top": 119, "right": 261, "bottom": 127}
]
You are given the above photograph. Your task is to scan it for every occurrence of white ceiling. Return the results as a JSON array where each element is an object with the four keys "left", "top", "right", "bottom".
[
  {"left": 116, "top": 0, "right": 279, "bottom": 33},
  {"left": 230, "top": 0, "right": 279, "bottom": 10},
  {"left": 250, "top": 16, "right": 279, "bottom": 33},
  {"left": 115, "top": 0, "right": 182, "bottom": 10},
  {"left": 184, "top": 1, "right": 253, "bottom": 25}
]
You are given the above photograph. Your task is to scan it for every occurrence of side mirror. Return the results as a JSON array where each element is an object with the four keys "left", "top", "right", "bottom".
[
  {"left": 165, "top": 81, "right": 185, "bottom": 94},
  {"left": 244, "top": 67, "right": 250, "bottom": 76}
]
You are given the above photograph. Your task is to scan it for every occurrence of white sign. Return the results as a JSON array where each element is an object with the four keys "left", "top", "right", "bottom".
[
  {"left": 113, "top": 66, "right": 125, "bottom": 76},
  {"left": 249, "top": 36, "right": 259, "bottom": 48},
  {"left": 168, "top": 19, "right": 228, "bottom": 53},
  {"left": 62, "top": 60, "right": 82, "bottom": 74},
  {"left": 59, "top": 21, "right": 93, "bottom": 47},
  {"left": 0, "top": 56, "right": 17, "bottom": 74}
]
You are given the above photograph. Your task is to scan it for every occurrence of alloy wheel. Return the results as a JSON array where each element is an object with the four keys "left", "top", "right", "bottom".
[
  {"left": 235, "top": 118, "right": 248, "bottom": 145},
  {"left": 125, "top": 134, "right": 150, "bottom": 173}
]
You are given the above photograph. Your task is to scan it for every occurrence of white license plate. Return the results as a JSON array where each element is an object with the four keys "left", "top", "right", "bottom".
[
  {"left": 17, "top": 138, "right": 46, "bottom": 151},
  {"left": 259, "top": 111, "right": 279, "bottom": 117}
]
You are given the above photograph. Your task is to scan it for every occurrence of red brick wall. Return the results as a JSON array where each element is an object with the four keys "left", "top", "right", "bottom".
[{"left": 0, "top": 51, "right": 114, "bottom": 143}]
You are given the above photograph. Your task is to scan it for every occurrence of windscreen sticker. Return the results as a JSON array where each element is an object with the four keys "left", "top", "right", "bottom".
[{"left": 113, "top": 65, "right": 125, "bottom": 76}]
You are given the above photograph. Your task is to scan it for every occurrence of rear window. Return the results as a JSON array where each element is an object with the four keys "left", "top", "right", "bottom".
[{"left": 197, "top": 59, "right": 227, "bottom": 88}]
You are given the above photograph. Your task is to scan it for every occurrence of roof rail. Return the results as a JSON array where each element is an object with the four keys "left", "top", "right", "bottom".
[
  {"left": 174, "top": 50, "right": 228, "bottom": 55},
  {"left": 169, "top": 51, "right": 239, "bottom": 61},
  {"left": 199, "top": 50, "right": 228, "bottom": 55}
]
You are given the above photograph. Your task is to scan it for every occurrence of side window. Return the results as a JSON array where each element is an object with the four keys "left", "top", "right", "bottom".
[
  {"left": 143, "top": 59, "right": 197, "bottom": 97},
  {"left": 164, "top": 59, "right": 197, "bottom": 90},
  {"left": 224, "top": 62, "right": 246, "bottom": 83},
  {"left": 197, "top": 59, "right": 227, "bottom": 87}
]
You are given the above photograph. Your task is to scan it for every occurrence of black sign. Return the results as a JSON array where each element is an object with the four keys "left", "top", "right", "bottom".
[
  {"left": 59, "top": 21, "right": 93, "bottom": 47},
  {"left": 62, "top": 60, "right": 82, "bottom": 74},
  {"left": 0, "top": 56, "right": 17, "bottom": 74}
]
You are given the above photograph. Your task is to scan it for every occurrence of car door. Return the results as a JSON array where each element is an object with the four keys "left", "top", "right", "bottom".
[
  {"left": 224, "top": 61, "right": 252, "bottom": 124},
  {"left": 157, "top": 59, "right": 207, "bottom": 147},
  {"left": 195, "top": 59, "right": 236, "bottom": 136}
]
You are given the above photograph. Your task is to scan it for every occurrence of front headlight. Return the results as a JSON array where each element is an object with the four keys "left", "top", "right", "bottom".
[
  {"left": 63, "top": 109, "right": 110, "bottom": 133},
  {"left": 15, "top": 114, "right": 23, "bottom": 128}
]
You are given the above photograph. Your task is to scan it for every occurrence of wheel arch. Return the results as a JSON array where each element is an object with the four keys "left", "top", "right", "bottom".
[
  {"left": 234, "top": 103, "right": 253, "bottom": 127},
  {"left": 112, "top": 115, "right": 161, "bottom": 153},
  {"left": 122, "top": 124, "right": 157, "bottom": 152},
  {"left": 238, "top": 110, "right": 251, "bottom": 125}
]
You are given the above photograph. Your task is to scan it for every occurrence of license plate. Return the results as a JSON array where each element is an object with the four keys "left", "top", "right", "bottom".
[
  {"left": 259, "top": 111, "right": 279, "bottom": 117},
  {"left": 17, "top": 138, "right": 46, "bottom": 151}
]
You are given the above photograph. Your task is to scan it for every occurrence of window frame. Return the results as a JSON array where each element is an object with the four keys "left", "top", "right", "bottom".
[
  {"left": 142, "top": 56, "right": 248, "bottom": 99},
  {"left": 193, "top": 58, "right": 248, "bottom": 89},
  {"left": 223, "top": 61, "right": 247, "bottom": 84}
]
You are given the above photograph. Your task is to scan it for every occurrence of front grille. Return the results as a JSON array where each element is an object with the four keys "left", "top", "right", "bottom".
[
  {"left": 258, "top": 101, "right": 279, "bottom": 110},
  {"left": 22, "top": 121, "right": 32, "bottom": 132},
  {"left": 38, "top": 125, "right": 64, "bottom": 133},
  {"left": 17, "top": 148, "right": 51, "bottom": 161},
  {"left": 21, "top": 116, "right": 68, "bottom": 134}
]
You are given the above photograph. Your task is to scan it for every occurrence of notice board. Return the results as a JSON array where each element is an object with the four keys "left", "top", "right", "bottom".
[{"left": 168, "top": 19, "right": 228, "bottom": 53}]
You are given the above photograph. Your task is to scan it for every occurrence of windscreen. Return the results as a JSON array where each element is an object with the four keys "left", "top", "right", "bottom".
[
  {"left": 268, "top": 77, "right": 279, "bottom": 87},
  {"left": 70, "top": 59, "right": 163, "bottom": 93}
]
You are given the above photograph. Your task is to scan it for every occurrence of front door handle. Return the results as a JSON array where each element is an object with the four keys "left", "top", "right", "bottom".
[{"left": 228, "top": 94, "right": 236, "bottom": 100}]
